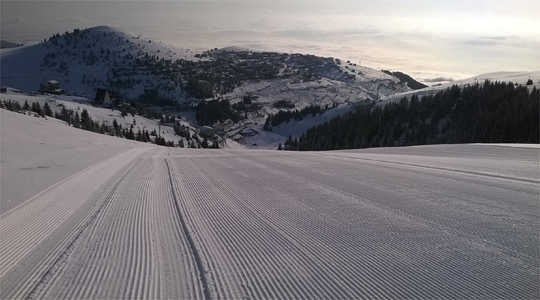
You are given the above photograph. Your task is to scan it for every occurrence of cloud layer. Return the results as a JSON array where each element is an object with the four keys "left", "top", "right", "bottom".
[{"left": 2, "top": 1, "right": 539, "bottom": 81}]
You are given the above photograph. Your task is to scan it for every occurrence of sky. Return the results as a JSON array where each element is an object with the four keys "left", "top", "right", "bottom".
[{"left": 1, "top": 0, "right": 539, "bottom": 83}]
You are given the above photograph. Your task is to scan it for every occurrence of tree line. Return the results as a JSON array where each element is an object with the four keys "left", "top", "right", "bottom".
[
  {"left": 264, "top": 103, "right": 338, "bottom": 130},
  {"left": 284, "top": 81, "right": 539, "bottom": 151},
  {"left": 1, "top": 99, "right": 177, "bottom": 147},
  {"left": 195, "top": 99, "right": 241, "bottom": 125}
]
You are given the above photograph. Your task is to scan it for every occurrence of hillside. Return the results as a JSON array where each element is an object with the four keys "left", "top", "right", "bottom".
[
  {"left": 1, "top": 25, "right": 412, "bottom": 148},
  {"left": 382, "top": 70, "right": 427, "bottom": 90},
  {"left": 1, "top": 108, "right": 538, "bottom": 299},
  {"left": 285, "top": 81, "right": 539, "bottom": 151},
  {"left": 380, "top": 70, "right": 540, "bottom": 105},
  {"left": 0, "top": 40, "right": 22, "bottom": 49},
  {"left": 0, "top": 91, "right": 223, "bottom": 149}
]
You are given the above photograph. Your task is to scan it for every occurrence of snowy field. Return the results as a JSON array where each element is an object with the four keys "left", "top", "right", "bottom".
[{"left": 1, "top": 109, "right": 539, "bottom": 299}]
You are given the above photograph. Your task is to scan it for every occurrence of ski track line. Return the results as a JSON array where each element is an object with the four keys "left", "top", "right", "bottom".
[
  {"left": 252, "top": 152, "right": 540, "bottom": 260},
  {"left": 0, "top": 147, "right": 149, "bottom": 299},
  {"left": 164, "top": 156, "right": 211, "bottom": 300},
  {"left": 170, "top": 158, "right": 300, "bottom": 299},
  {"left": 233, "top": 154, "right": 538, "bottom": 299},
  {"left": 192, "top": 159, "right": 367, "bottom": 299},
  {"left": 36, "top": 148, "right": 203, "bottom": 300},
  {"left": 196, "top": 157, "right": 448, "bottom": 299},
  {"left": 171, "top": 156, "right": 360, "bottom": 299},
  {"left": 155, "top": 150, "right": 203, "bottom": 299},
  {"left": 220, "top": 156, "right": 516, "bottom": 298},
  {"left": 294, "top": 153, "right": 540, "bottom": 260},
  {"left": 324, "top": 152, "right": 540, "bottom": 202},
  {"left": 185, "top": 156, "right": 338, "bottom": 299},
  {"left": 327, "top": 153, "right": 540, "bottom": 185},
  {"left": 31, "top": 150, "right": 152, "bottom": 300},
  {"left": 169, "top": 158, "right": 263, "bottom": 299}
]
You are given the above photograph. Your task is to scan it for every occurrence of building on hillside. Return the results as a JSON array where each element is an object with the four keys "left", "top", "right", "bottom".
[
  {"left": 39, "top": 80, "right": 62, "bottom": 94},
  {"left": 213, "top": 119, "right": 234, "bottom": 135},
  {"left": 222, "top": 119, "right": 234, "bottom": 131},
  {"left": 94, "top": 88, "right": 111, "bottom": 105},
  {"left": 199, "top": 126, "right": 215, "bottom": 138}
]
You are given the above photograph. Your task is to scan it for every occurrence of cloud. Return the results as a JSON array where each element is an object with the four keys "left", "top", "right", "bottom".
[
  {"left": 249, "top": 19, "right": 266, "bottom": 29},
  {"left": 424, "top": 76, "right": 455, "bottom": 83},
  {"left": 276, "top": 25, "right": 380, "bottom": 39},
  {"left": 463, "top": 39, "right": 499, "bottom": 46}
]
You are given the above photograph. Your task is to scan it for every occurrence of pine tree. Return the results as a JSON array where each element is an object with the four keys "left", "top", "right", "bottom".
[
  {"left": 43, "top": 102, "right": 53, "bottom": 117},
  {"left": 81, "top": 109, "right": 92, "bottom": 130},
  {"left": 23, "top": 100, "right": 30, "bottom": 111},
  {"left": 72, "top": 111, "right": 81, "bottom": 128}
]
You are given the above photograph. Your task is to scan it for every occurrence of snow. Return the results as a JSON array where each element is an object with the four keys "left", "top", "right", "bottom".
[
  {"left": 2, "top": 25, "right": 536, "bottom": 150},
  {"left": 379, "top": 70, "right": 540, "bottom": 105},
  {"left": 0, "top": 26, "right": 202, "bottom": 102},
  {"left": 272, "top": 103, "right": 354, "bottom": 139},
  {"left": 1, "top": 110, "right": 538, "bottom": 299},
  {"left": 0, "top": 109, "right": 147, "bottom": 214},
  {"left": 0, "top": 92, "right": 202, "bottom": 147},
  {"left": 470, "top": 143, "right": 540, "bottom": 149},
  {"left": 1, "top": 25, "right": 414, "bottom": 148}
]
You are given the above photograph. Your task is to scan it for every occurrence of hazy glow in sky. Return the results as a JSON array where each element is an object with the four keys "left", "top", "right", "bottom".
[{"left": 2, "top": 1, "right": 539, "bottom": 82}]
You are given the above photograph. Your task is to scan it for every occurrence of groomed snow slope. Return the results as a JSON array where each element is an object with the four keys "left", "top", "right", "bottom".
[{"left": 1, "top": 109, "right": 539, "bottom": 299}]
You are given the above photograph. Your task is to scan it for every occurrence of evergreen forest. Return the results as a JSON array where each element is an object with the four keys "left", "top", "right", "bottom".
[{"left": 284, "top": 81, "right": 539, "bottom": 151}]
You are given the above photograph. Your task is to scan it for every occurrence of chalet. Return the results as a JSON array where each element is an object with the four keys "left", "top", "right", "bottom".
[
  {"left": 222, "top": 119, "right": 234, "bottom": 131},
  {"left": 39, "top": 80, "right": 63, "bottom": 94},
  {"left": 199, "top": 126, "right": 215, "bottom": 138},
  {"left": 94, "top": 88, "right": 111, "bottom": 105}
]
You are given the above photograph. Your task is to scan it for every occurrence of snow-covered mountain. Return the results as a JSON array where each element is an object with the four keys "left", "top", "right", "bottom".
[
  {"left": 0, "top": 26, "right": 408, "bottom": 102},
  {"left": 0, "top": 26, "right": 202, "bottom": 100},
  {"left": 380, "top": 70, "right": 540, "bottom": 106},
  {"left": 1, "top": 25, "right": 418, "bottom": 148}
]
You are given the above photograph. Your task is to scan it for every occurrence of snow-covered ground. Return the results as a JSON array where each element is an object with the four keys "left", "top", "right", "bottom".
[
  {"left": 379, "top": 70, "right": 540, "bottom": 105},
  {"left": 0, "top": 26, "right": 203, "bottom": 101},
  {"left": 0, "top": 91, "right": 211, "bottom": 148},
  {"left": 1, "top": 109, "right": 538, "bottom": 299},
  {"left": 1, "top": 25, "right": 537, "bottom": 150},
  {"left": 271, "top": 103, "right": 354, "bottom": 139},
  {"left": 1, "top": 25, "right": 414, "bottom": 148}
]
